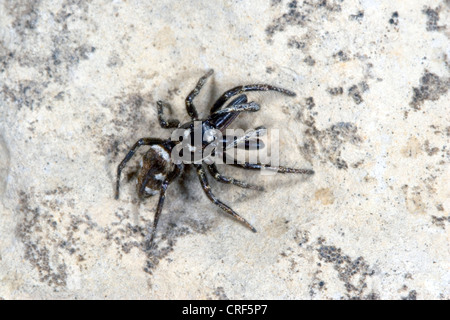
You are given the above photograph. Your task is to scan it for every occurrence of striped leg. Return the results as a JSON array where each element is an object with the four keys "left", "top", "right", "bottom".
[
  {"left": 157, "top": 101, "right": 180, "bottom": 128},
  {"left": 146, "top": 164, "right": 183, "bottom": 250},
  {"left": 194, "top": 164, "right": 257, "bottom": 232},
  {"left": 212, "top": 101, "right": 260, "bottom": 114},
  {"left": 223, "top": 126, "right": 267, "bottom": 150},
  {"left": 211, "top": 84, "right": 296, "bottom": 114},
  {"left": 185, "top": 69, "right": 214, "bottom": 120},
  {"left": 229, "top": 162, "right": 314, "bottom": 175},
  {"left": 207, "top": 163, "right": 264, "bottom": 191}
]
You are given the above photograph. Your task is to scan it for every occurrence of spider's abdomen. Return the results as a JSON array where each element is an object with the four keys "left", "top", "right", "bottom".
[{"left": 137, "top": 145, "right": 173, "bottom": 197}]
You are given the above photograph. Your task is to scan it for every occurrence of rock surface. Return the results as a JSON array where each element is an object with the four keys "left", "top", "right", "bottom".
[{"left": 0, "top": 0, "right": 448, "bottom": 299}]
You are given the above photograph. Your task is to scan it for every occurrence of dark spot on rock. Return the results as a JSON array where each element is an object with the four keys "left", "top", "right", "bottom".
[
  {"left": 333, "top": 50, "right": 350, "bottom": 62},
  {"left": 335, "top": 158, "right": 348, "bottom": 169},
  {"left": 389, "top": 11, "right": 399, "bottom": 25},
  {"left": 303, "top": 55, "right": 316, "bottom": 66},
  {"left": 8, "top": 0, "right": 41, "bottom": 33},
  {"left": 327, "top": 87, "right": 343, "bottom": 96},
  {"left": 409, "top": 70, "right": 450, "bottom": 110},
  {"left": 423, "top": 140, "right": 439, "bottom": 156},
  {"left": 16, "top": 191, "right": 68, "bottom": 287},
  {"left": 402, "top": 290, "right": 417, "bottom": 300},
  {"left": 213, "top": 287, "right": 229, "bottom": 300},
  {"left": 349, "top": 11, "right": 364, "bottom": 21},
  {"left": 431, "top": 215, "right": 449, "bottom": 229},
  {"left": 359, "top": 81, "right": 369, "bottom": 92},
  {"left": 266, "top": 66, "right": 275, "bottom": 74},
  {"left": 0, "top": 52, "right": 14, "bottom": 73},
  {"left": 287, "top": 37, "right": 306, "bottom": 49},
  {"left": 1, "top": 81, "right": 46, "bottom": 110},
  {"left": 305, "top": 97, "right": 315, "bottom": 109},
  {"left": 348, "top": 85, "right": 363, "bottom": 104},
  {"left": 422, "top": 6, "right": 445, "bottom": 32},
  {"left": 294, "top": 230, "right": 310, "bottom": 247},
  {"left": 316, "top": 238, "right": 377, "bottom": 299},
  {"left": 265, "top": 0, "right": 342, "bottom": 41},
  {"left": 54, "top": 91, "right": 65, "bottom": 101},
  {"left": 76, "top": 45, "right": 96, "bottom": 60}
]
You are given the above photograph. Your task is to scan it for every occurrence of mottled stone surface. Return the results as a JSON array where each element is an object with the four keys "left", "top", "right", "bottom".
[{"left": 0, "top": 0, "right": 448, "bottom": 299}]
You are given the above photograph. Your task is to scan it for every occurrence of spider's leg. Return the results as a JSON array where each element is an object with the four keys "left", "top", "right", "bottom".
[
  {"left": 157, "top": 101, "right": 180, "bottom": 128},
  {"left": 185, "top": 69, "right": 214, "bottom": 120},
  {"left": 146, "top": 164, "right": 182, "bottom": 250},
  {"left": 207, "top": 94, "right": 247, "bottom": 129},
  {"left": 115, "top": 138, "right": 166, "bottom": 200},
  {"left": 207, "top": 163, "right": 264, "bottom": 191},
  {"left": 212, "top": 101, "right": 260, "bottom": 114},
  {"left": 210, "top": 84, "right": 296, "bottom": 114},
  {"left": 223, "top": 126, "right": 267, "bottom": 150},
  {"left": 146, "top": 179, "right": 169, "bottom": 250},
  {"left": 227, "top": 161, "right": 315, "bottom": 175},
  {"left": 194, "top": 164, "right": 257, "bottom": 232}
]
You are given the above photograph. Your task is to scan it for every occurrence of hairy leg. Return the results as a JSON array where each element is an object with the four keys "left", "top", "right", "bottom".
[
  {"left": 195, "top": 164, "right": 257, "bottom": 232},
  {"left": 207, "top": 163, "right": 264, "bottom": 191},
  {"left": 211, "top": 84, "right": 296, "bottom": 114},
  {"left": 212, "top": 101, "right": 260, "bottom": 114},
  {"left": 185, "top": 69, "right": 214, "bottom": 120},
  {"left": 157, "top": 100, "right": 180, "bottom": 128},
  {"left": 146, "top": 164, "right": 182, "bottom": 250},
  {"left": 229, "top": 162, "right": 314, "bottom": 175}
]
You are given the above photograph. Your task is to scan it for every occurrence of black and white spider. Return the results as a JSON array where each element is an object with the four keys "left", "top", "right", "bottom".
[{"left": 115, "top": 70, "right": 314, "bottom": 248}]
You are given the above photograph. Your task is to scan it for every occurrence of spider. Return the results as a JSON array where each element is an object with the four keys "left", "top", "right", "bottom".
[{"left": 115, "top": 70, "right": 314, "bottom": 249}]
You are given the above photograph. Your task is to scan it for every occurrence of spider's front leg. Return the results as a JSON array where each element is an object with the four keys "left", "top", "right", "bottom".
[
  {"left": 211, "top": 84, "right": 296, "bottom": 114},
  {"left": 115, "top": 138, "right": 165, "bottom": 199},
  {"left": 212, "top": 101, "right": 260, "bottom": 114},
  {"left": 185, "top": 69, "right": 214, "bottom": 120},
  {"left": 157, "top": 101, "right": 180, "bottom": 128},
  {"left": 194, "top": 164, "right": 257, "bottom": 233}
]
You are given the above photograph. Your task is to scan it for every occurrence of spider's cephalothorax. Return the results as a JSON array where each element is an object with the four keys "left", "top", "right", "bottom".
[{"left": 115, "top": 70, "right": 314, "bottom": 249}]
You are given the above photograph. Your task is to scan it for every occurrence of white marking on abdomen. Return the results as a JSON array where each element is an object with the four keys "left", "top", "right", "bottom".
[
  {"left": 145, "top": 187, "right": 158, "bottom": 196},
  {"left": 151, "top": 145, "right": 170, "bottom": 162}
]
